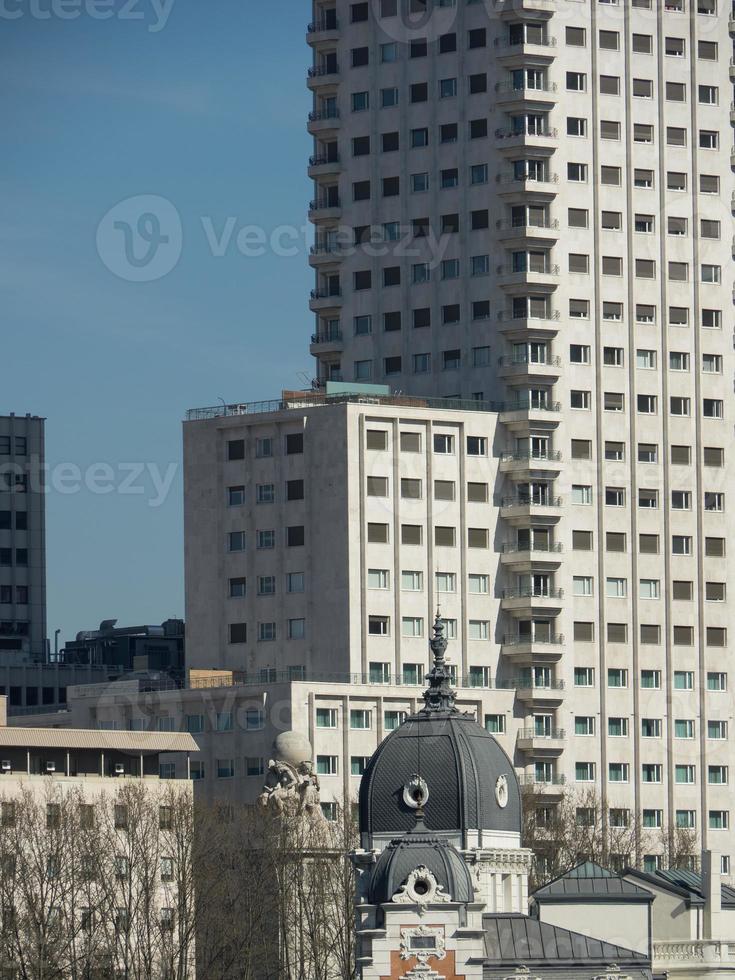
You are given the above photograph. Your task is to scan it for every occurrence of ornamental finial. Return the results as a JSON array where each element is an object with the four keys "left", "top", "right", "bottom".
[{"left": 422, "top": 614, "right": 456, "bottom": 713}]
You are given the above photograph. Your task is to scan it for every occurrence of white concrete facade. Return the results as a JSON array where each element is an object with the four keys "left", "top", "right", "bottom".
[
  {"left": 183, "top": 388, "right": 735, "bottom": 864},
  {"left": 302, "top": 0, "right": 735, "bottom": 869}
]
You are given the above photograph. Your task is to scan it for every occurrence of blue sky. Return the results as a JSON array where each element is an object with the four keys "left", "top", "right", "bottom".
[{"left": 1, "top": 1, "right": 313, "bottom": 645}]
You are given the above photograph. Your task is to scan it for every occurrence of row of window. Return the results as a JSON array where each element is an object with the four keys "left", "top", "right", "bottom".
[
  {"left": 574, "top": 761, "right": 729, "bottom": 785},
  {"left": 227, "top": 526, "right": 304, "bottom": 551},
  {"left": 228, "top": 619, "right": 305, "bottom": 644},
  {"left": 0, "top": 586, "right": 29, "bottom": 604},
  {"left": 573, "top": 806, "right": 730, "bottom": 833},
  {"left": 337, "top": 17, "right": 719, "bottom": 66},
  {"left": 574, "top": 668, "right": 727, "bottom": 691},
  {"left": 227, "top": 480, "right": 304, "bottom": 506},
  {"left": 572, "top": 391, "right": 725, "bottom": 418},
  {"left": 0, "top": 549, "right": 28, "bottom": 566},
  {"left": 0, "top": 437, "right": 27, "bottom": 456},
  {"left": 340, "top": 302, "right": 722, "bottom": 334},
  {"left": 344, "top": 0, "right": 717, "bottom": 25},
  {"left": 227, "top": 432, "right": 303, "bottom": 461},
  {"left": 574, "top": 530, "right": 727, "bottom": 562},
  {"left": 0, "top": 510, "right": 28, "bottom": 530},
  {"left": 572, "top": 716, "right": 727, "bottom": 739},
  {"left": 573, "top": 487, "right": 726, "bottom": 512},
  {"left": 345, "top": 76, "right": 722, "bottom": 111}
]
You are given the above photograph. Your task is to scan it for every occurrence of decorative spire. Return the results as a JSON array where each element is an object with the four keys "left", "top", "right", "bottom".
[{"left": 421, "top": 613, "right": 457, "bottom": 713}]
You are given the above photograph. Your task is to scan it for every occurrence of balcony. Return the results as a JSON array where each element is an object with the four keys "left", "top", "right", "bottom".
[
  {"left": 498, "top": 355, "right": 561, "bottom": 383},
  {"left": 653, "top": 942, "right": 735, "bottom": 970},
  {"left": 308, "top": 197, "right": 342, "bottom": 222},
  {"left": 307, "top": 109, "right": 340, "bottom": 136},
  {"left": 306, "top": 17, "right": 339, "bottom": 45},
  {"left": 492, "top": 0, "right": 557, "bottom": 15},
  {"left": 495, "top": 81, "right": 557, "bottom": 109},
  {"left": 497, "top": 311, "right": 560, "bottom": 340},
  {"left": 496, "top": 218, "right": 559, "bottom": 245},
  {"left": 500, "top": 634, "right": 564, "bottom": 664},
  {"left": 499, "top": 495, "right": 562, "bottom": 525},
  {"left": 517, "top": 728, "right": 566, "bottom": 754},
  {"left": 309, "top": 328, "right": 343, "bottom": 354},
  {"left": 494, "top": 36, "right": 558, "bottom": 66},
  {"left": 500, "top": 588, "right": 564, "bottom": 616},
  {"left": 730, "top": 58, "right": 735, "bottom": 82},
  {"left": 497, "top": 172, "right": 559, "bottom": 199},
  {"left": 496, "top": 263, "right": 560, "bottom": 291},
  {"left": 309, "top": 242, "right": 346, "bottom": 267},
  {"left": 513, "top": 679, "right": 565, "bottom": 706},
  {"left": 500, "top": 542, "right": 563, "bottom": 569},
  {"left": 495, "top": 126, "right": 559, "bottom": 155},
  {"left": 498, "top": 400, "right": 561, "bottom": 432},
  {"left": 307, "top": 64, "right": 340, "bottom": 90},
  {"left": 308, "top": 154, "right": 341, "bottom": 179},
  {"left": 309, "top": 288, "right": 342, "bottom": 312},
  {"left": 517, "top": 773, "right": 566, "bottom": 796},
  {"left": 498, "top": 450, "right": 562, "bottom": 480}
]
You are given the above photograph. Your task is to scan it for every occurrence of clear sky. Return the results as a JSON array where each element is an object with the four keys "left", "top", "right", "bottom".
[{"left": 1, "top": 1, "right": 313, "bottom": 646}]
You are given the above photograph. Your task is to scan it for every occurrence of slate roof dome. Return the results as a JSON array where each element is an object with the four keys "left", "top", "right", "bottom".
[
  {"left": 366, "top": 815, "right": 475, "bottom": 905},
  {"left": 359, "top": 616, "right": 521, "bottom": 849}
]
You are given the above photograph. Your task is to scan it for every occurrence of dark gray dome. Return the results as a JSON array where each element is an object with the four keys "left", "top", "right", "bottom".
[
  {"left": 367, "top": 826, "right": 475, "bottom": 905},
  {"left": 359, "top": 616, "right": 521, "bottom": 848}
]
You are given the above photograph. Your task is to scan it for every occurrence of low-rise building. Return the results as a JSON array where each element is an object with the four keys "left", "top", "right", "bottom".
[{"left": 0, "top": 695, "right": 198, "bottom": 978}]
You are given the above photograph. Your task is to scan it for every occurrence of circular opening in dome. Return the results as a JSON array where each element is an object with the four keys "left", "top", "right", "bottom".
[
  {"left": 413, "top": 879, "right": 430, "bottom": 896},
  {"left": 412, "top": 788, "right": 425, "bottom": 803}
]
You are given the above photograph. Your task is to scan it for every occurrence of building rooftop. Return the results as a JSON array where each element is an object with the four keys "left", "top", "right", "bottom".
[
  {"left": 0, "top": 724, "right": 198, "bottom": 755},
  {"left": 532, "top": 861, "right": 654, "bottom": 903},
  {"left": 185, "top": 386, "right": 518, "bottom": 422},
  {"left": 625, "top": 867, "right": 735, "bottom": 909},
  {"left": 482, "top": 914, "right": 650, "bottom": 967}
]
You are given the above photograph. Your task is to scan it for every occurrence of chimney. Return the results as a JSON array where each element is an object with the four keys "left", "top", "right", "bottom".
[
  {"left": 0, "top": 696, "right": 6, "bottom": 727},
  {"left": 702, "top": 849, "right": 721, "bottom": 939}
]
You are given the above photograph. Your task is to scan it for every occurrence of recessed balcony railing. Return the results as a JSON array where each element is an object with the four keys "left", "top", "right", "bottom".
[
  {"left": 501, "top": 588, "right": 564, "bottom": 601},
  {"left": 502, "top": 542, "right": 563, "bottom": 555},
  {"left": 499, "top": 400, "right": 562, "bottom": 414},
  {"left": 517, "top": 773, "right": 566, "bottom": 787},
  {"left": 310, "top": 288, "right": 342, "bottom": 301},
  {"left": 502, "top": 634, "right": 564, "bottom": 647},
  {"left": 498, "top": 355, "right": 561, "bottom": 368},
  {"left": 518, "top": 728, "right": 566, "bottom": 741},
  {"left": 498, "top": 450, "right": 562, "bottom": 462},
  {"left": 496, "top": 218, "right": 559, "bottom": 232},
  {"left": 500, "top": 496, "right": 563, "bottom": 509},
  {"left": 494, "top": 35, "right": 557, "bottom": 50},
  {"left": 495, "top": 127, "right": 558, "bottom": 141},
  {"left": 308, "top": 64, "right": 339, "bottom": 78},
  {"left": 308, "top": 110, "right": 340, "bottom": 123},
  {"left": 308, "top": 154, "right": 340, "bottom": 167},
  {"left": 310, "top": 329, "right": 343, "bottom": 344}
]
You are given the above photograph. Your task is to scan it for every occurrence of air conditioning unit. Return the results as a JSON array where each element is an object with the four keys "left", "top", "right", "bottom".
[
  {"left": 114, "top": 763, "right": 125, "bottom": 777},
  {"left": 0, "top": 760, "right": 11, "bottom": 774},
  {"left": 45, "top": 761, "right": 56, "bottom": 773}
]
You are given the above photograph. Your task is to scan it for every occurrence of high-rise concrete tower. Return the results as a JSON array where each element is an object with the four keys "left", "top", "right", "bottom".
[
  {"left": 305, "top": 0, "right": 735, "bottom": 869},
  {"left": 0, "top": 414, "right": 47, "bottom": 661}
]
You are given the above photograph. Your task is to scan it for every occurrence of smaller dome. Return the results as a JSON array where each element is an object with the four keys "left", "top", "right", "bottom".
[
  {"left": 272, "top": 731, "right": 313, "bottom": 768},
  {"left": 367, "top": 821, "right": 475, "bottom": 906}
]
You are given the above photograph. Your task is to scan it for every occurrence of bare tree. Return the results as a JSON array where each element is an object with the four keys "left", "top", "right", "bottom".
[{"left": 522, "top": 784, "right": 700, "bottom": 890}]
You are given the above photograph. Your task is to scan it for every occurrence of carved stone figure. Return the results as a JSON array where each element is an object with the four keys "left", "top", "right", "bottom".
[{"left": 258, "top": 731, "right": 323, "bottom": 821}]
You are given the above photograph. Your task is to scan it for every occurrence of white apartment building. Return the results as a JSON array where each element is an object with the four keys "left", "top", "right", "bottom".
[
  {"left": 183, "top": 388, "right": 734, "bottom": 866},
  {"left": 302, "top": 0, "right": 735, "bottom": 866}
]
